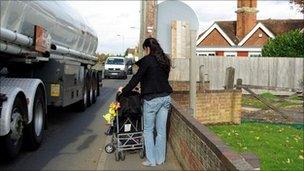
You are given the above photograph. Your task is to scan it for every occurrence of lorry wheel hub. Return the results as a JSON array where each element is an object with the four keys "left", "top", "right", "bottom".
[
  {"left": 90, "top": 88, "right": 93, "bottom": 101},
  {"left": 84, "top": 88, "right": 87, "bottom": 105},
  {"left": 34, "top": 101, "right": 43, "bottom": 136}
]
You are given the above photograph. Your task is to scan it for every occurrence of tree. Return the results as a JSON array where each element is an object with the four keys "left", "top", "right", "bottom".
[
  {"left": 96, "top": 53, "right": 109, "bottom": 63},
  {"left": 262, "top": 30, "right": 304, "bottom": 57},
  {"left": 290, "top": 0, "right": 304, "bottom": 13}
]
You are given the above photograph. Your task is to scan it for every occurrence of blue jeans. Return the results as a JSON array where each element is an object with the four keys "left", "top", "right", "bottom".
[{"left": 143, "top": 95, "right": 171, "bottom": 166}]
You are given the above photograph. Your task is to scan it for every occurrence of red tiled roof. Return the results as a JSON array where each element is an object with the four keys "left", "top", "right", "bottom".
[{"left": 198, "top": 19, "right": 304, "bottom": 44}]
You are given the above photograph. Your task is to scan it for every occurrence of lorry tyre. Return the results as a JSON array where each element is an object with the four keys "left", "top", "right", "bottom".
[
  {"left": 86, "top": 74, "right": 92, "bottom": 107},
  {"left": 0, "top": 95, "right": 27, "bottom": 159},
  {"left": 97, "top": 73, "right": 100, "bottom": 97},
  {"left": 24, "top": 87, "right": 45, "bottom": 150},
  {"left": 77, "top": 83, "right": 88, "bottom": 111},
  {"left": 92, "top": 76, "right": 97, "bottom": 104}
]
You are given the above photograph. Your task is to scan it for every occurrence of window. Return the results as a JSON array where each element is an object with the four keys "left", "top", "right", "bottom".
[
  {"left": 248, "top": 52, "right": 262, "bottom": 57},
  {"left": 106, "top": 58, "right": 124, "bottom": 65},
  {"left": 224, "top": 52, "right": 237, "bottom": 57},
  {"left": 197, "top": 52, "right": 215, "bottom": 56}
]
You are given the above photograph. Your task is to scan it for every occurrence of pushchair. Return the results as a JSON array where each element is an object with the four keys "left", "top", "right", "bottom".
[{"left": 104, "top": 91, "right": 145, "bottom": 161}]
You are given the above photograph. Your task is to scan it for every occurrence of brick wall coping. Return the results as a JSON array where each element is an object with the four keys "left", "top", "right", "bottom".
[
  {"left": 170, "top": 100, "right": 255, "bottom": 170},
  {"left": 169, "top": 80, "right": 203, "bottom": 83},
  {"left": 172, "top": 89, "right": 241, "bottom": 94}
]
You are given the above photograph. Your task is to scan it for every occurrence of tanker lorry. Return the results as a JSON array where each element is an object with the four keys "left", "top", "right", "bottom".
[{"left": 0, "top": 1, "right": 101, "bottom": 159}]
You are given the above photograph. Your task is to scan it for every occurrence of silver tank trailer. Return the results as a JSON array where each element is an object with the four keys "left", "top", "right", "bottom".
[{"left": 0, "top": 1, "right": 98, "bottom": 56}]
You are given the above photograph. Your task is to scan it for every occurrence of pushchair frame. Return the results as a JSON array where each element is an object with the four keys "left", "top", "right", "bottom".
[{"left": 105, "top": 92, "right": 145, "bottom": 161}]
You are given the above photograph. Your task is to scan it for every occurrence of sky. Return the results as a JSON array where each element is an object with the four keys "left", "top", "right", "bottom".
[{"left": 68, "top": 0, "right": 303, "bottom": 54}]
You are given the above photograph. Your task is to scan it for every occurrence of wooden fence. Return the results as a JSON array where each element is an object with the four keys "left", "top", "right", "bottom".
[{"left": 169, "top": 56, "right": 304, "bottom": 90}]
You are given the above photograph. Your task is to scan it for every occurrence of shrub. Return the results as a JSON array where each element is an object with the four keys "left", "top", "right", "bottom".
[{"left": 262, "top": 30, "right": 304, "bottom": 57}]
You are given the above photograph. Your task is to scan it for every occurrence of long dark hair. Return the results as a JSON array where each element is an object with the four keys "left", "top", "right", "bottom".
[{"left": 142, "top": 38, "right": 171, "bottom": 73}]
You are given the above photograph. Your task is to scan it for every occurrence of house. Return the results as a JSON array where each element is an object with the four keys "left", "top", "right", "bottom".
[
  {"left": 196, "top": 0, "right": 304, "bottom": 57},
  {"left": 125, "top": 47, "right": 138, "bottom": 57}
]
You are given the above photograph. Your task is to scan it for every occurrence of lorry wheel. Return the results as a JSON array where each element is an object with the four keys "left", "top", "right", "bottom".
[
  {"left": 97, "top": 74, "right": 100, "bottom": 97},
  {"left": 89, "top": 86, "right": 93, "bottom": 106},
  {"left": 92, "top": 77, "right": 97, "bottom": 104},
  {"left": 86, "top": 77, "right": 92, "bottom": 107},
  {"left": 0, "top": 95, "right": 26, "bottom": 159},
  {"left": 24, "top": 87, "right": 45, "bottom": 150},
  {"left": 77, "top": 83, "right": 87, "bottom": 111}
]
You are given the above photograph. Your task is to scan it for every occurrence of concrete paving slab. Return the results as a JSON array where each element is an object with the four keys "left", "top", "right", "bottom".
[{"left": 98, "top": 141, "right": 182, "bottom": 170}]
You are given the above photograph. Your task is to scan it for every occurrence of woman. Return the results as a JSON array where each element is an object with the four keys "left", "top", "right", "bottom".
[{"left": 118, "top": 38, "right": 172, "bottom": 167}]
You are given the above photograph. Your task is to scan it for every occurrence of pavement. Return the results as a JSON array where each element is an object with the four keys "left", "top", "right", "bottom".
[{"left": 0, "top": 76, "right": 181, "bottom": 170}]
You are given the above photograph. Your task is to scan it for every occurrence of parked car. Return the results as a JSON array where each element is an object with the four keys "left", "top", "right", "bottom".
[{"left": 104, "top": 57, "right": 127, "bottom": 79}]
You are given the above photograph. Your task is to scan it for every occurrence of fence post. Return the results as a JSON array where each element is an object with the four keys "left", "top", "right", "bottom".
[
  {"left": 189, "top": 30, "right": 197, "bottom": 117},
  {"left": 199, "top": 65, "right": 204, "bottom": 90},
  {"left": 224, "top": 67, "right": 235, "bottom": 89},
  {"left": 236, "top": 78, "right": 243, "bottom": 90}
]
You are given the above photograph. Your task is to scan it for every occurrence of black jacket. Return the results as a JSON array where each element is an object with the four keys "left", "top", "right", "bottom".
[{"left": 121, "top": 55, "right": 173, "bottom": 99}]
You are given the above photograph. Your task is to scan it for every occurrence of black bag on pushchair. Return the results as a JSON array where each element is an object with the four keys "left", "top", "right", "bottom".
[
  {"left": 115, "top": 91, "right": 142, "bottom": 133},
  {"left": 117, "top": 91, "right": 142, "bottom": 117}
]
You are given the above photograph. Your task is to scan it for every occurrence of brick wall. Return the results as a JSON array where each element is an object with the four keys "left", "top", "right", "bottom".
[
  {"left": 242, "top": 28, "right": 270, "bottom": 47},
  {"left": 168, "top": 100, "right": 259, "bottom": 170},
  {"left": 172, "top": 90, "right": 242, "bottom": 125},
  {"left": 170, "top": 81, "right": 242, "bottom": 124},
  {"left": 197, "top": 29, "right": 231, "bottom": 47},
  {"left": 169, "top": 81, "right": 210, "bottom": 92}
]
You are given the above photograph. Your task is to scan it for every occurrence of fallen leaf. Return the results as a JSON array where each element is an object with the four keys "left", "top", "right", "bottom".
[{"left": 299, "top": 155, "right": 304, "bottom": 160}]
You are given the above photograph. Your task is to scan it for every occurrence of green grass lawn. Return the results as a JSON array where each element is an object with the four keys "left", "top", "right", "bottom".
[
  {"left": 242, "top": 92, "right": 302, "bottom": 109},
  {"left": 209, "top": 123, "right": 304, "bottom": 170}
]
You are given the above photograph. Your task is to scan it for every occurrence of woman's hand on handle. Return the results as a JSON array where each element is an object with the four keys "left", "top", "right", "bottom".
[{"left": 118, "top": 86, "right": 123, "bottom": 93}]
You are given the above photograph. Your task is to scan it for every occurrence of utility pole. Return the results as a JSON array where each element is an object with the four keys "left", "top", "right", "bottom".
[{"left": 139, "top": 0, "right": 158, "bottom": 57}]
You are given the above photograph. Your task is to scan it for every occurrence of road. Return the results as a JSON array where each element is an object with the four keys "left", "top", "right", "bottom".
[{"left": 0, "top": 78, "right": 128, "bottom": 170}]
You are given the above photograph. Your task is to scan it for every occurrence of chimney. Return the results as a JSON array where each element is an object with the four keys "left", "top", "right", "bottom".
[{"left": 236, "top": 0, "right": 258, "bottom": 39}]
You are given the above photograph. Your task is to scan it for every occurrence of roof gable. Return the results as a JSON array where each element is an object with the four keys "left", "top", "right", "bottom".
[
  {"left": 196, "top": 23, "right": 236, "bottom": 46},
  {"left": 197, "top": 19, "right": 304, "bottom": 47},
  {"left": 238, "top": 22, "right": 275, "bottom": 46}
]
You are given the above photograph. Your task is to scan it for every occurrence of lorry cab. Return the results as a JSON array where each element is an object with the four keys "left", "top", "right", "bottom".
[{"left": 104, "top": 57, "right": 127, "bottom": 79}]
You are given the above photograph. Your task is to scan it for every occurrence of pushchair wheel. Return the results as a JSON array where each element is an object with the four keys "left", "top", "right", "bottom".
[
  {"left": 115, "top": 151, "right": 120, "bottom": 161},
  {"left": 139, "top": 149, "right": 145, "bottom": 159},
  {"left": 105, "top": 143, "right": 115, "bottom": 154},
  {"left": 120, "top": 151, "right": 126, "bottom": 161}
]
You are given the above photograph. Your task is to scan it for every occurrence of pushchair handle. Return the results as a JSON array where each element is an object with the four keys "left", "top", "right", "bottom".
[{"left": 116, "top": 91, "right": 122, "bottom": 101}]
